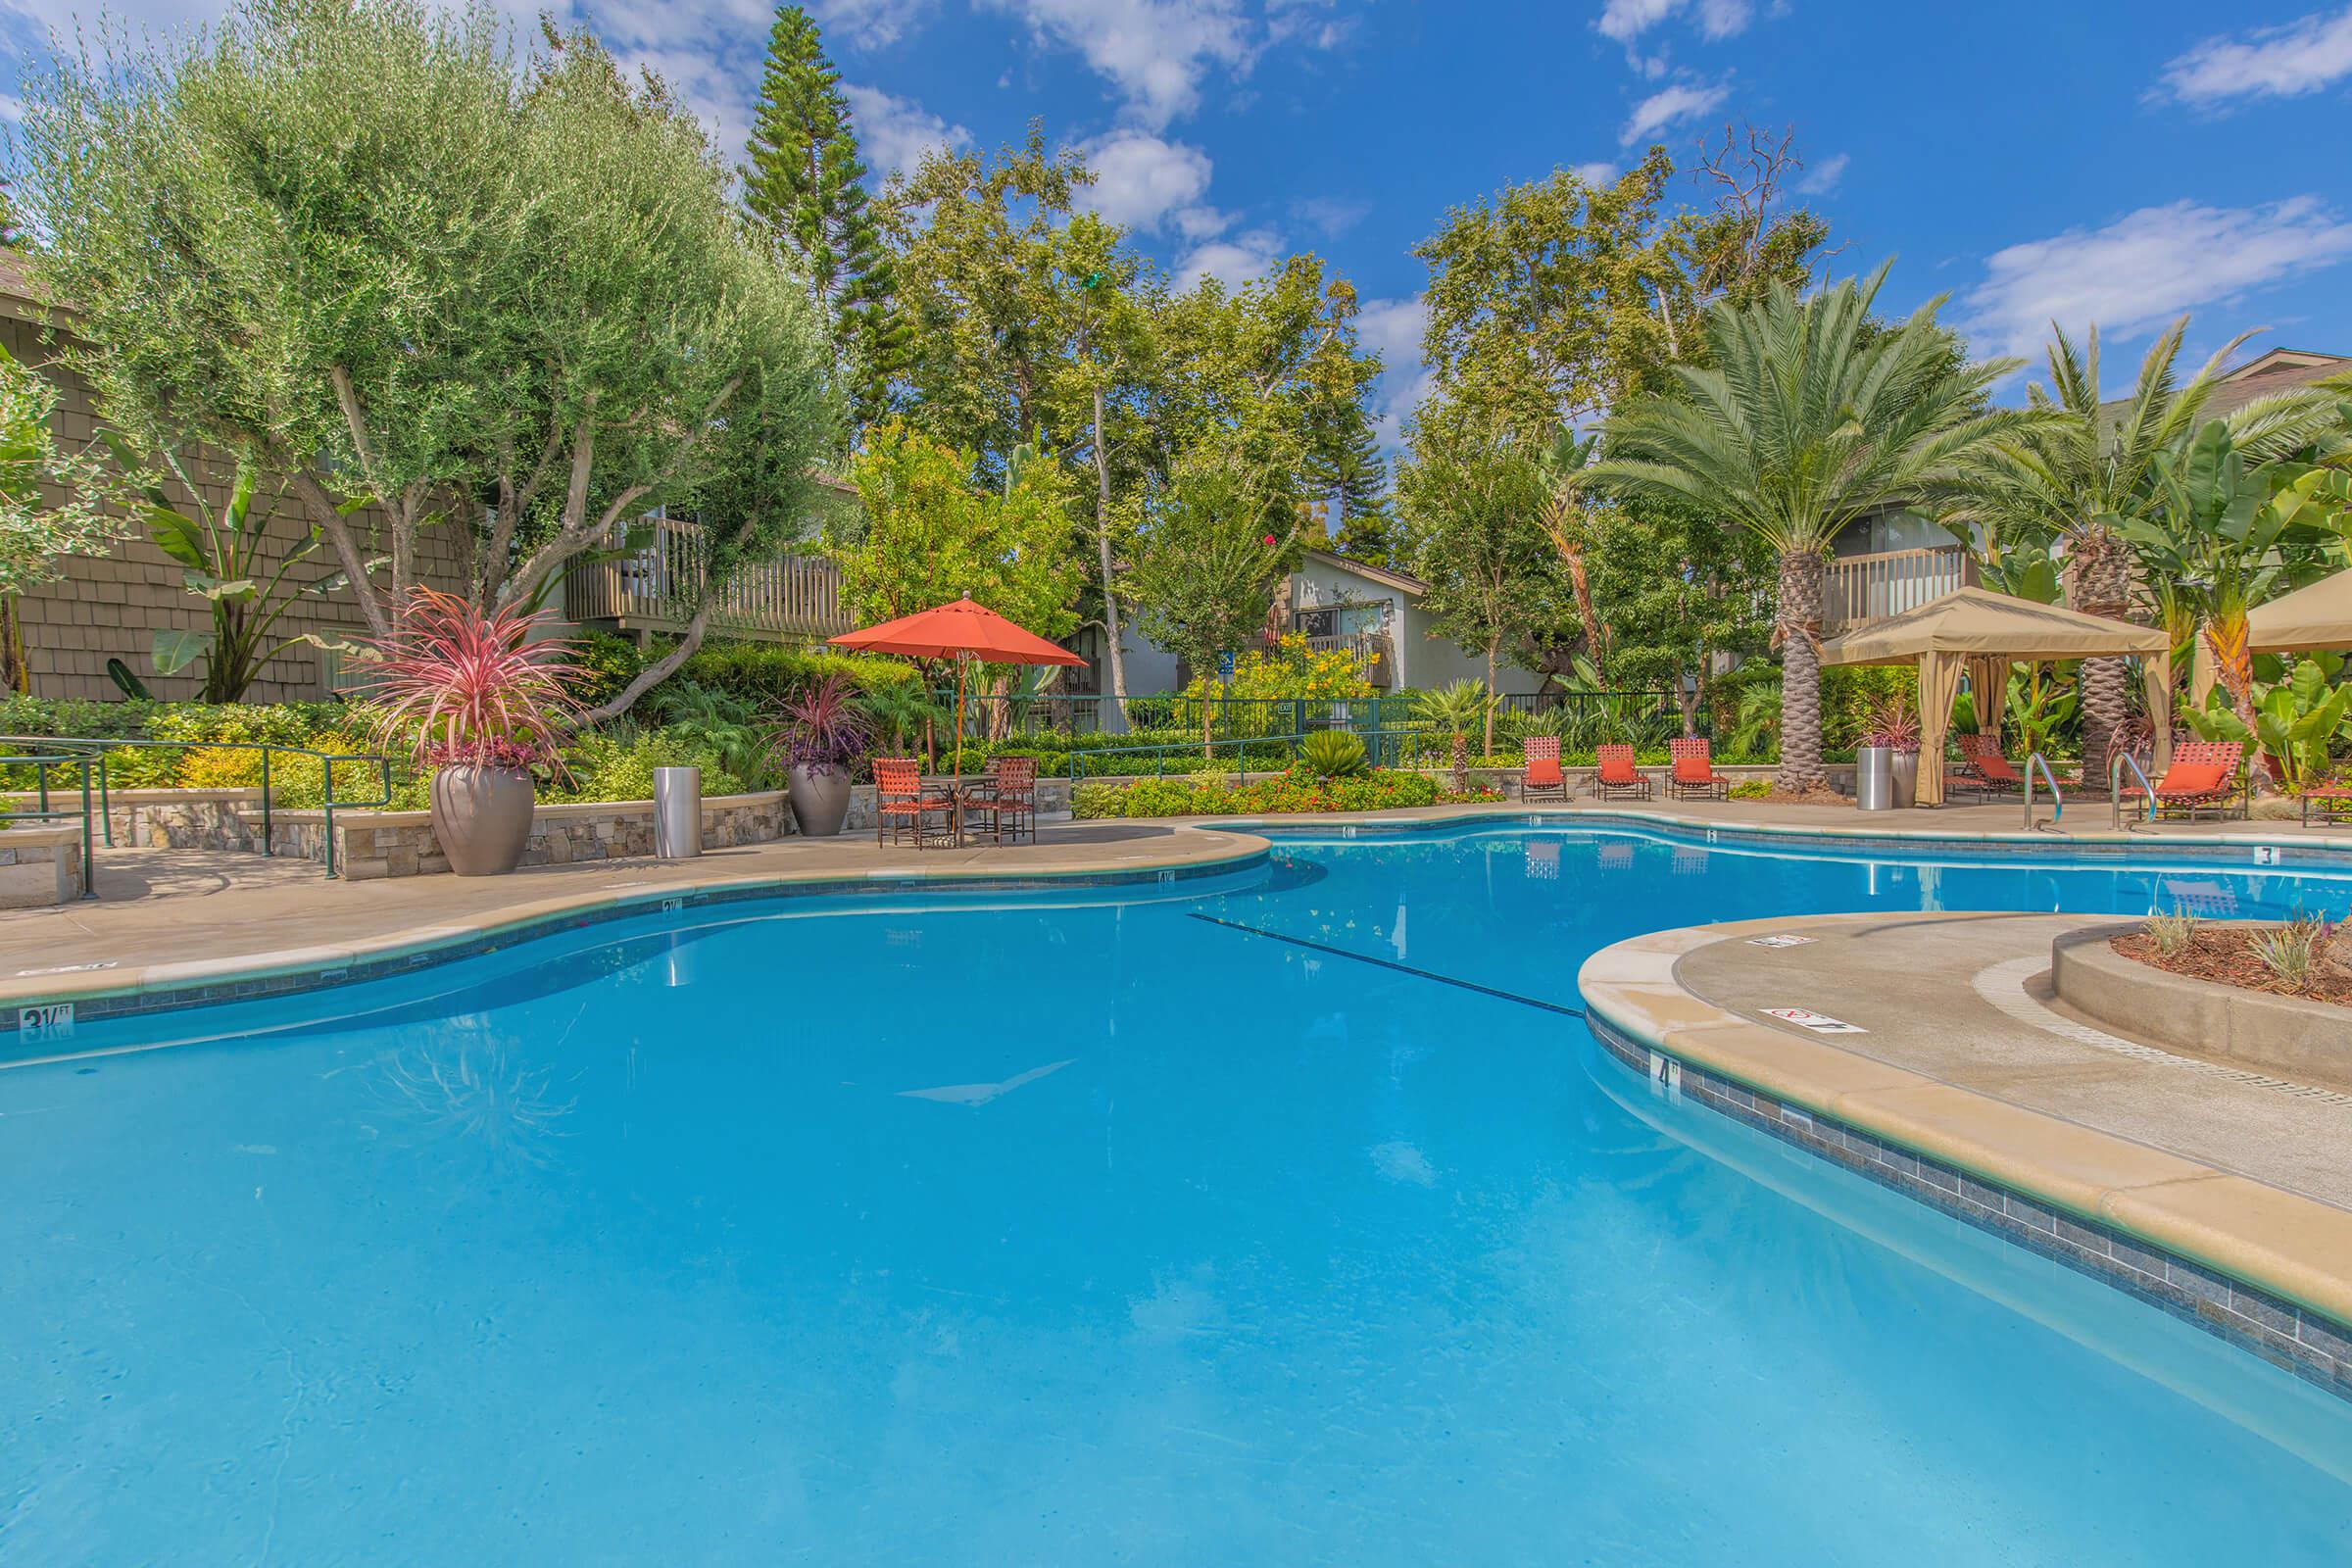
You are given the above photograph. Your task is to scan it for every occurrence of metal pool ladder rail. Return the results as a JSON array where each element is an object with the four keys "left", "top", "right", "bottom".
[
  {"left": 2023, "top": 752, "right": 2062, "bottom": 832},
  {"left": 2110, "top": 753, "right": 2155, "bottom": 833}
]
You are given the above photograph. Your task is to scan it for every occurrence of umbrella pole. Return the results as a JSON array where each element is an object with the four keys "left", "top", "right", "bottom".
[{"left": 954, "top": 653, "right": 968, "bottom": 789}]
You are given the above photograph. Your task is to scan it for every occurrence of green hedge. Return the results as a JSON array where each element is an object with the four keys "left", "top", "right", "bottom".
[
  {"left": 677, "top": 641, "right": 920, "bottom": 707},
  {"left": 1072, "top": 768, "right": 1447, "bottom": 818}
]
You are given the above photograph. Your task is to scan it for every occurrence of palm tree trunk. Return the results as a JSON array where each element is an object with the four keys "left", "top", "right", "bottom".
[
  {"left": 1774, "top": 550, "right": 1828, "bottom": 794},
  {"left": 1450, "top": 734, "right": 1469, "bottom": 794},
  {"left": 2063, "top": 531, "right": 2133, "bottom": 786}
]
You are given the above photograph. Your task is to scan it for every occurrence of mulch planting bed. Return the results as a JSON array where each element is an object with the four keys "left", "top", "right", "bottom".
[{"left": 2113, "top": 928, "right": 2352, "bottom": 1008}]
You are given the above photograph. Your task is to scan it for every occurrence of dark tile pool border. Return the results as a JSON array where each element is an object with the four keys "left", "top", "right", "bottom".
[
  {"left": 0, "top": 851, "right": 1267, "bottom": 1040},
  {"left": 1252, "top": 809, "right": 2352, "bottom": 871},
  {"left": 1587, "top": 1010, "right": 2352, "bottom": 1406}
]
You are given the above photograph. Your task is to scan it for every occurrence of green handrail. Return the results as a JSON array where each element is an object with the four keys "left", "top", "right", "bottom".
[
  {"left": 0, "top": 748, "right": 98, "bottom": 899},
  {"left": 1, "top": 736, "right": 397, "bottom": 882},
  {"left": 1067, "top": 724, "right": 1446, "bottom": 784}
]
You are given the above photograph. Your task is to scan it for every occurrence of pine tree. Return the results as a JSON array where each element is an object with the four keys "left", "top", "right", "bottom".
[
  {"left": 742, "top": 5, "right": 902, "bottom": 427},
  {"left": 1323, "top": 416, "right": 1396, "bottom": 565}
]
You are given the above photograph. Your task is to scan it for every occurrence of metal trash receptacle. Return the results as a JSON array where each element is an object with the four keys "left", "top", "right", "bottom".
[
  {"left": 1854, "top": 747, "right": 1893, "bottom": 810},
  {"left": 654, "top": 765, "right": 702, "bottom": 858}
]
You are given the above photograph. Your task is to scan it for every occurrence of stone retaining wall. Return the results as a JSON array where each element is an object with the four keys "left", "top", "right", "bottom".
[
  {"left": 274, "top": 791, "right": 796, "bottom": 879},
  {"left": 0, "top": 826, "right": 84, "bottom": 906},
  {"left": 2, "top": 787, "right": 269, "bottom": 850}
]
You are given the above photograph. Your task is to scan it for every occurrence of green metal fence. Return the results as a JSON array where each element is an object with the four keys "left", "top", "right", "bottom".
[{"left": 0, "top": 736, "right": 398, "bottom": 886}]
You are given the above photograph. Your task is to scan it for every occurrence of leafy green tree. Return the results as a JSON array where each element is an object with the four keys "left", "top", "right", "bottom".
[
  {"left": 1939, "top": 320, "right": 2347, "bottom": 778},
  {"left": 1125, "top": 458, "right": 1297, "bottom": 754},
  {"left": 1414, "top": 138, "right": 1829, "bottom": 443},
  {"left": 1580, "top": 265, "right": 2034, "bottom": 793},
  {"left": 0, "top": 342, "right": 124, "bottom": 691},
  {"left": 1550, "top": 488, "right": 1770, "bottom": 734},
  {"left": 21, "top": 0, "right": 837, "bottom": 720},
  {"left": 1396, "top": 420, "right": 1559, "bottom": 752},
  {"left": 883, "top": 124, "right": 1094, "bottom": 479},
  {"left": 742, "top": 4, "right": 900, "bottom": 427},
  {"left": 835, "top": 420, "right": 1080, "bottom": 637}
]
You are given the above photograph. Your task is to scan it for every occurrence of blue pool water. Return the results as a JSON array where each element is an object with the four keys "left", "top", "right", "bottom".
[{"left": 6, "top": 824, "right": 2352, "bottom": 1564}]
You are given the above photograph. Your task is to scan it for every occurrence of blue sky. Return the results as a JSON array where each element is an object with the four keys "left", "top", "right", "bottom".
[{"left": 9, "top": 0, "right": 2352, "bottom": 440}]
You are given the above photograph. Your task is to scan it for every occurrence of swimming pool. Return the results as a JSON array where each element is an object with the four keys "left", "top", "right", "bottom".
[{"left": 6, "top": 823, "right": 2351, "bottom": 1563}]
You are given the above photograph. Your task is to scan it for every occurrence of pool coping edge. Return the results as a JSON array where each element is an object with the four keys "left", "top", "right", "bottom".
[{"left": 1578, "top": 918, "right": 2352, "bottom": 1403}]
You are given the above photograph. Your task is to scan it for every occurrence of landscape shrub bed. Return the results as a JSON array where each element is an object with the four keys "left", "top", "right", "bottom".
[{"left": 1072, "top": 768, "right": 1501, "bottom": 818}]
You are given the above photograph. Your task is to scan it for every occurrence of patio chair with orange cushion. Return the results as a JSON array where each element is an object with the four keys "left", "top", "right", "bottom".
[
  {"left": 959, "top": 755, "right": 1040, "bottom": 844},
  {"left": 873, "top": 757, "right": 955, "bottom": 848},
  {"left": 2118, "top": 740, "right": 2246, "bottom": 822},
  {"left": 1593, "top": 744, "right": 1650, "bottom": 801},
  {"left": 1952, "top": 732, "right": 2026, "bottom": 799},
  {"left": 1520, "top": 736, "right": 1567, "bottom": 802},
  {"left": 2303, "top": 776, "right": 2352, "bottom": 828},
  {"left": 1666, "top": 737, "right": 1730, "bottom": 801}
]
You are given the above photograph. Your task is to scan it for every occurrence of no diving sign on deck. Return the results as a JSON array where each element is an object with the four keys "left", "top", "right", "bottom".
[{"left": 1762, "top": 1006, "right": 1867, "bottom": 1035}]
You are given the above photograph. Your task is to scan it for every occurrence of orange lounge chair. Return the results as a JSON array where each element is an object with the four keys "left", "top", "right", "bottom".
[
  {"left": 1952, "top": 733, "right": 2025, "bottom": 799},
  {"left": 959, "top": 755, "right": 1039, "bottom": 844},
  {"left": 2302, "top": 777, "right": 2352, "bottom": 827},
  {"left": 2118, "top": 740, "right": 2246, "bottom": 822},
  {"left": 874, "top": 757, "right": 955, "bottom": 848},
  {"left": 1520, "top": 736, "right": 1567, "bottom": 802},
  {"left": 1666, "top": 737, "right": 1730, "bottom": 800},
  {"left": 1593, "top": 744, "right": 1650, "bottom": 801}
]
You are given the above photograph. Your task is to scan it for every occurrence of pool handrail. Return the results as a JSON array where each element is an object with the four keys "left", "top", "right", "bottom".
[
  {"left": 0, "top": 747, "right": 98, "bottom": 898},
  {"left": 2110, "top": 752, "right": 2155, "bottom": 834},
  {"left": 1, "top": 735, "right": 396, "bottom": 880},
  {"left": 2023, "top": 752, "right": 2062, "bottom": 832}
]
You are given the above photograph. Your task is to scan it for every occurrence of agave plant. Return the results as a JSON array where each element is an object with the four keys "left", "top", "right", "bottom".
[
  {"left": 1298, "top": 729, "right": 1368, "bottom": 779},
  {"left": 1413, "top": 679, "right": 1492, "bottom": 791},
  {"left": 360, "top": 587, "right": 583, "bottom": 770}
]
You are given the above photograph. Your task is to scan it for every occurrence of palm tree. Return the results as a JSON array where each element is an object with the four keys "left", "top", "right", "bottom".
[
  {"left": 1413, "top": 678, "right": 1492, "bottom": 791},
  {"left": 1577, "top": 264, "right": 2035, "bottom": 794},
  {"left": 1936, "top": 320, "right": 2346, "bottom": 779}
]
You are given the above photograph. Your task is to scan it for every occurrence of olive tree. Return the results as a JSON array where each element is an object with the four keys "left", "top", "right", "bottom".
[{"left": 18, "top": 0, "right": 837, "bottom": 716}]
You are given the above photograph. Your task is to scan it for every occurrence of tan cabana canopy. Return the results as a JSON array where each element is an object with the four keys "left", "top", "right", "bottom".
[
  {"left": 1819, "top": 587, "right": 2174, "bottom": 807},
  {"left": 2246, "top": 565, "right": 2352, "bottom": 653}
]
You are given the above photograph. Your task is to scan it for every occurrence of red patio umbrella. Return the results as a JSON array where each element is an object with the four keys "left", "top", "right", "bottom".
[{"left": 830, "top": 594, "right": 1082, "bottom": 782}]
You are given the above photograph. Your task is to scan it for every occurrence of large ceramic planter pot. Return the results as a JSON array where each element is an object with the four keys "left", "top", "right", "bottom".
[
  {"left": 430, "top": 763, "right": 536, "bottom": 876},
  {"left": 1890, "top": 750, "right": 1920, "bottom": 809},
  {"left": 787, "top": 762, "right": 853, "bottom": 838}
]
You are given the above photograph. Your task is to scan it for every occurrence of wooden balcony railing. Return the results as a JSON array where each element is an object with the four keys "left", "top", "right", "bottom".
[
  {"left": 1299, "top": 631, "right": 1395, "bottom": 686},
  {"left": 564, "top": 518, "right": 853, "bottom": 641},
  {"left": 1822, "top": 546, "right": 1976, "bottom": 631}
]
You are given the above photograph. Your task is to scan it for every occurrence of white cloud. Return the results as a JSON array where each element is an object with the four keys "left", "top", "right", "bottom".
[
  {"left": 1597, "top": 0, "right": 1751, "bottom": 44},
  {"left": 1619, "top": 79, "right": 1726, "bottom": 145},
  {"left": 2158, "top": 7, "right": 2352, "bottom": 104},
  {"left": 1356, "top": 295, "right": 1432, "bottom": 449},
  {"left": 1176, "top": 228, "right": 1282, "bottom": 290},
  {"left": 1960, "top": 197, "right": 2352, "bottom": 360},
  {"left": 842, "top": 82, "right": 972, "bottom": 176},
  {"left": 1571, "top": 161, "right": 1620, "bottom": 184},
  {"left": 1292, "top": 194, "right": 1368, "bottom": 236},
  {"left": 1174, "top": 204, "right": 1233, "bottom": 240},
  {"left": 808, "top": 0, "right": 940, "bottom": 49},
  {"left": 1797, "top": 151, "right": 1847, "bottom": 195},
  {"left": 1078, "top": 130, "right": 1215, "bottom": 232},
  {"left": 983, "top": 0, "right": 1255, "bottom": 130}
]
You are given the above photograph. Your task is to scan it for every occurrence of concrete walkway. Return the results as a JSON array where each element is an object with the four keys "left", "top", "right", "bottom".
[
  {"left": 0, "top": 820, "right": 1264, "bottom": 1004},
  {"left": 1676, "top": 910, "right": 2352, "bottom": 1209}
]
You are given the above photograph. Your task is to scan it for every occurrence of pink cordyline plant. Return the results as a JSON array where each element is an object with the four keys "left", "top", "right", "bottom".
[{"left": 361, "top": 588, "right": 585, "bottom": 771}]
